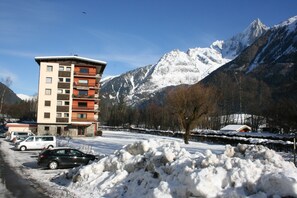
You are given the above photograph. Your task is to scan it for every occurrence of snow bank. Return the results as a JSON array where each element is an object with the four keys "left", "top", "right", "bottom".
[{"left": 63, "top": 139, "right": 297, "bottom": 198}]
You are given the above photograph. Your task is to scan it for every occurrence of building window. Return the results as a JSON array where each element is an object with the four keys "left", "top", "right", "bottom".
[
  {"left": 44, "top": 126, "right": 49, "bottom": 131},
  {"left": 59, "top": 78, "right": 63, "bottom": 82},
  {"left": 57, "top": 113, "right": 62, "bottom": 118},
  {"left": 57, "top": 89, "right": 63, "bottom": 94},
  {"left": 46, "top": 77, "right": 52, "bottom": 84},
  {"left": 78, "top": 79, "right": 88, "bottom": 84},
  {"left": 57, "top": 101, "right": 62, "bottom": 106},
  {"left": 65, "top": 90, "right": 70, "bottom": 94},
  {"left": 65, "top": 78, "right": 71, "bottom": 83},
  {"left": 78, "top": 90, "right": 88, "bottom": 96},
  {"left": 80, "top": 68, "right": 89, "bottom": 74},
  {"left": 64, "top": 126, "right": 69, "bottom": 131},
  {"left": 65, "top": 101, "right": 69, "bottom": 106},
  {"left": 78, "top": 102, "right": 87, "bottom": 107},
  {"left": 64, "top": 113, "right": 69, "bottom": 118},
  {"left": 47, "top": 65, "right": 53, "bottom": 72},
  {"left": 44, "top": 100, "right": 51, "bottom": 106},
  {"left": 66, "top": 67, "right": 71, "bottom": 71},
  {"left": 77, "top": 113, "right": 87, "bottom": 119},
  {"left": 59, "top": 66, "right": 64, "bottom": 71},
  {"left": 44, "top": 112, "right": 50, "bottom": 118},
  {"left": 45, "top": 89, "right": 51, "bottom": 95}
]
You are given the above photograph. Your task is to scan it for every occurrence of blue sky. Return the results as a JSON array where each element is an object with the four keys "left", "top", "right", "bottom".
[{"left": 0, "top": 0, "right": 296, "bottom": 96}]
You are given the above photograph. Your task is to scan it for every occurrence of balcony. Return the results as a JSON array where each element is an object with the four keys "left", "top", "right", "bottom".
[
  {"left": 57, "top": 94, "right": 70, "bottom": 100},
  {"left": 74, "top": 72, "right": 100, "bottom": 78},
  {"left": 73, "top": 82, "right": 99, "bottom": 89},
  {"left": 71, "top": 117, "right": 97, "bottom": 122},
  {"left": 58, "top": 71, "right": 71, "bottom": 77},
  {"left": 58, "top": 82, "right": 70, "bottom": 89},
  {"left": 56, "top": 118, "right": 69, "bottom": 123},
  {"left": 57, "top": 106, "right": 69, "bottom": 112},
  {"left": 72, "top": 106, "right": 99, "bottom": 112}
]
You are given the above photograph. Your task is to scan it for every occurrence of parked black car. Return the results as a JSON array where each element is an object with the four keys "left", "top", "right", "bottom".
[{"left": 37, "top": 147, "right": 97, "bottom": 169}]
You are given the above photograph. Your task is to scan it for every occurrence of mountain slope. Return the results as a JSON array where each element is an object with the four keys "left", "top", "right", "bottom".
[
  {"left": 0, "top": 82, "right": 21, "bottom": 105},
  {"left": 101, "top": 19, "right": 268, "bottom": 105},
  {"left": 202, "top": 16, "right": 297, "bottom": 100}
]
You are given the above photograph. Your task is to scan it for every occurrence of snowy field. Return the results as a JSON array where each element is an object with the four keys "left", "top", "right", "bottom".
[{"left": 1, "top": 130, "right": 297, "bottom": 198}]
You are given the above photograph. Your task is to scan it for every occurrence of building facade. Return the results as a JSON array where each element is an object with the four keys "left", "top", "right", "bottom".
[{"left": 35, "top": 56, "right": 106, "bottom": 136}]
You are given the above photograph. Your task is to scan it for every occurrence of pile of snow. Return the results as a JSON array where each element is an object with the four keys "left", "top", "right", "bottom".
[{"left": 59, "top": 139, "right": 297, "bottom": 197}]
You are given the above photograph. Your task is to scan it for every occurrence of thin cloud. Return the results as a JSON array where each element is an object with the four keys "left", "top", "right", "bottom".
[
  {"left": 85, "top": 29, "right": 163, "bottom": 68},
  {"left": 0, "top": 49, "right": 37, "bottom": 58}
]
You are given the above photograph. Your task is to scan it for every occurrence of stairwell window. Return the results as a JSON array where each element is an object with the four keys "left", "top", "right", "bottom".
[
  {"left": 46, "top": 77, "right": 52, "bottom": 84},
  {"left": 45, "top": 89, "right": 51, "bottom": 95},
  {"left": 44, "top": 112, "right": 50, "bottom": 118},
  {"left": 44, "top": 100, "right": 51, "bottom": 106},
  {"left": 47, "top": 65, "right": 53, "bottom": 72}
]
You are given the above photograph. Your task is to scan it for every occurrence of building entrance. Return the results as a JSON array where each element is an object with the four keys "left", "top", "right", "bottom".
[{"left": 78, "top": 126, "right": 85, "bottom": 135}]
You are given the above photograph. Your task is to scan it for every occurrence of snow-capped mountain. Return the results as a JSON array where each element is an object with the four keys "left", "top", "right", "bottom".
[
  {"left": 101, "top": 19, "right": 269, "bottom": 105},
  {"left": 17, "top": 94, "right": 36, "bottom": 101},
  {"left": 203, "top": 15, "right": 297, "bottom": 100}
]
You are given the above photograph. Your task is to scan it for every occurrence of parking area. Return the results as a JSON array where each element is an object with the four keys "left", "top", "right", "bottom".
[{"left": 0, "top": 138, "right": 72, "bottom": 197}]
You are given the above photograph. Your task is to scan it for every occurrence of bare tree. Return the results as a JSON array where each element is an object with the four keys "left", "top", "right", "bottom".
[
  {"left": 0, "top": 77, "right": 12, "bottom": 114},
  {"left": 166, "top": 84, "right": 215, "bottom": 144}
]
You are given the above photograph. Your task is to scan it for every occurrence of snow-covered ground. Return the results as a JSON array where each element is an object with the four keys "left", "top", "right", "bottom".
[{"left": 1, "top": 130, "right": 297, "bottom": 198}]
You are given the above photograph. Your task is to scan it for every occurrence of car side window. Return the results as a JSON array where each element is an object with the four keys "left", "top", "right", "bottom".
[
  {"left": 68, "top": 149, "right": 82, "bottom": 156},
  {"left": 36, "top": 137, "right": 43, "bottom": 141},
  {"left": 55, "top": 150, "right": 66, "bottom": 155},
  {"left": 26, "top": 137, "right": 34, "bottom": 142}
]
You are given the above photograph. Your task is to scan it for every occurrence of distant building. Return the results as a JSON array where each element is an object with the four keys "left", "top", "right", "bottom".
[
  {"left": 6, "top": 122, "right": 37, "bottom": 133},
  {"left": 35, "top": 56, "right": 107, "bottom": 136},
  {"left": 220, "top": 124, "right": 251, "bottom": 132}
]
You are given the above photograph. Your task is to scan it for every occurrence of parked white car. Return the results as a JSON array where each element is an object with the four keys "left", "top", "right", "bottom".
[
  {"left": 15, "top": 136, "right": 56, "bottom": 151},
  {"left": 9, "top": 131, "right": 35, "bottom": 141}
]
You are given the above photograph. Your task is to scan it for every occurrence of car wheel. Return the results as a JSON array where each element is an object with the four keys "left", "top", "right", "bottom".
[
  {"left": 49, "top": 161, "right": 58, "bottom": 170},
  {"left": 20, "top": 146, "right": 26, "bottom": 151},
  {"left": 47, "top": 145, "right": 54, "bottom": 149}
]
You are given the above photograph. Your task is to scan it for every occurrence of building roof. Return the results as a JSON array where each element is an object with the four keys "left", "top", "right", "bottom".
[
  {"left": 34, "top": 55, "right": 107, "bottom": 65},
  {"left": 220, "top": 124, "right": 251, "bottom": 132}
]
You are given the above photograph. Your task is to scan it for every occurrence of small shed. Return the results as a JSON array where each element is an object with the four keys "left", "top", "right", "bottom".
[{"left": 220, "top": 124, "right": 251, "bottom": 132}]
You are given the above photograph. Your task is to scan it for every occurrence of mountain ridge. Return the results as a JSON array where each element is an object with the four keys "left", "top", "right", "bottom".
[
  {"left": 202, "top": 15, "right": 297, "bottom": 100},
  {"left": 101, "top": 18, "right": 269, "bottom": 105}
]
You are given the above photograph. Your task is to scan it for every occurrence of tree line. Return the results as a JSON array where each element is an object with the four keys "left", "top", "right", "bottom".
[
  {"left": 100, "top": 73, "right": 297, "bottom": 144},
  {"left": 0, "top": 77, "right": 37, "bottom": 124}
]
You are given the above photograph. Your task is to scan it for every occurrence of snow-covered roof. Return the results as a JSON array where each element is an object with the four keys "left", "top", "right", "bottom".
[
  {"left": 35, "top": 55, "right": 107, "bottom": 65},
  {"left": 220, "top": 124, "right": 251, "bottom": 132}
]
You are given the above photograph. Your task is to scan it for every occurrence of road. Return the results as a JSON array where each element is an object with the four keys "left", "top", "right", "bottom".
[{"left": 0, "top": 140, "right": 50, "bottom": 198}]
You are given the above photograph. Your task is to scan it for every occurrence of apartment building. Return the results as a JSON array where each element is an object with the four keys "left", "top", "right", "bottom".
[{"left": 35, "top": 56, "right": 107, "bottom": 136}]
